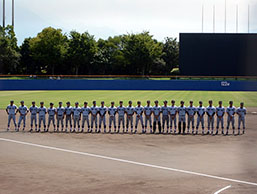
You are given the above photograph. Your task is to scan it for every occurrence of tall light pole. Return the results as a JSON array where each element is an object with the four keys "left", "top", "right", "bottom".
[
  {"left": 236, "top": 4, "right": 238, "bottom": 33},
  {"left": 248, "top": 4, "right": 250, "bottom": 33},
  {"left": 3, "top": 0, "right": 5, "bottom": 28},
  {"left": 224, "top": 0, "right": 227, "bottom": 33},
  {"left": 213, "top": 4, "right": 215, "bottom": 33},
  {"left": 202, "top": 4, "right": 204, "bottom": 33},
  {"left": 12, "top": 0, "right": 14, "bottom": 27}
]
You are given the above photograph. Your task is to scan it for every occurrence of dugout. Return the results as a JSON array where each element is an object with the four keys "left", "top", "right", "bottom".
[{"left": 179, "top": 33, "right": 257, "bottom": 76}]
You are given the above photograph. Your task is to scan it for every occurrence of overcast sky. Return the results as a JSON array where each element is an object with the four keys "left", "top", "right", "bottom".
[{"left": 1, "top": 0, "right": 257, "bottom": 45}]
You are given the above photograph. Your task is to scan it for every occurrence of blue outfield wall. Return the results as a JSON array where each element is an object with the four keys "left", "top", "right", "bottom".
[{"left": 0, "top": 79, "right": 257, "bottom": 91}]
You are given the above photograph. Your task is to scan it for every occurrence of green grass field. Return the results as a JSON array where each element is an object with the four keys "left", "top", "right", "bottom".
[{"left": 1, "top": 90, "right": 257, "bottom": 109}]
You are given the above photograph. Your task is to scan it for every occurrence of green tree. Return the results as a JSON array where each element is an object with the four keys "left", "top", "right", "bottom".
[
  {"left": 122, "top": 32, "right": 163, "bottom": 75},
  {"left": 30, "top": 27, "right": 67, "bottom": 74},
  {"left": 66, "top": 31, "right": 97, "bottom": 75},
  {"left": 162, "top": 37, "right": 179, "bottom": 74},
  {"left": 96, "top": 36, "right": 126, "bottom": 74},
  {"left": 0, "top": 25, "right": 20, "bottom": 74}
]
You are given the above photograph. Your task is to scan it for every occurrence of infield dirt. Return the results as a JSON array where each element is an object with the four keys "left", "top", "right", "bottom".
[{"left": 0, "top": 109, "right": 257, "bottom": 194}]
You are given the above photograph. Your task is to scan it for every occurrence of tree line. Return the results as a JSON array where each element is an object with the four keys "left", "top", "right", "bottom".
[{"left": 0, "top": 25, "right": 179, "bottom": 75}]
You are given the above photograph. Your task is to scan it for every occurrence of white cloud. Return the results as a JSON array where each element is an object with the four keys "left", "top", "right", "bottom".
[{"left": 3, "top": 0, "right": 256, "bottom": 44}]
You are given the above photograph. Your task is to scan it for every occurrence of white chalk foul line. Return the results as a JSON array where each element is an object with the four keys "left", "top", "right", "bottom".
[
  {"left": 0, "top": 137, "right": 257, "bottom": 187},
  {"left": 214, "top": 185, "right": 232, "bottom": 194}
]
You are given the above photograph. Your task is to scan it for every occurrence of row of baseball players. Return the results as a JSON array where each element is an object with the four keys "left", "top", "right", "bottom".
[{"left": 6, "top": 99, "right": 246, "bottom": 135}]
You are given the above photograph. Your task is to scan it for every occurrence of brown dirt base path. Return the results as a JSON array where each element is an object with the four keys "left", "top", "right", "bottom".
[{"left": 0, "top": 109, "right": 257, "bottom": 194}]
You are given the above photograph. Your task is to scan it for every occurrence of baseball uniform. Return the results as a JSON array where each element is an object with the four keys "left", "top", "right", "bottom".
[
  {"left": 47, "top": 107, "right": 56, "bottom": 131},
  {"left": 144, "top": 106, "right": 153, "bottom": 133},
  {"left": 108, "top": 106, "right": 117, "bottom": 132},
  {"left": 6, "top": 104, "right": 17, "bottom": 129},
  {"left": 117, "top": 106, "right": 126, "bottom": 132},
  {"left": 38, "top": 106, "right": 47, "bottom": 131},
  {"left": 216, "top": 106, "right": 225, "bottom": 133},
  {"left": 18, "top": 105, "right": 28, "bottom": 130},
  {"left": 226, "top": 106, "right": 236, "bottom": 133},
  {"left": 236, "top": 107, "right": 246, "bottom": 132},
  {"left": 99, "top": 106, "right": 107, "bottom": 132},
  {"left": 57, "top": 106, "right": 65, "bottom": 131},
  {"left": 90, "top": 106, "right": 99, "bottom": 132},
  {"left": 161, "top": 106, "right": 169, "bottom": 133},
  {"left": 206, "top": 106, "right": 216, "bottom": 134},
  {"left": 134, "top": 106, "right": 144, "bottom": 133},
  {"left": 177, "top": 106, "right": 186, "bottom": 134},
  {"left": 73, "top": 106, "right": 81, "bottom": 132},
  {"left": 186, "top": 106, "right": 196, "bottom": 133},
  {"left": 29, "top": 105, "right": 38, "bottom": 130},
  {"left": 152, "top": 106, "right": 161, "bottom": 133},
  {"left": 65, "top": 106, "right": 73, "bottom": 131},
  {"left": 81, "top": 107, "right": 91, "bottom": 131},
  {"left": 196, "top": 106, "right": 205, "bottom": 134},
  {"left": 169, "top": 105, "right": 177, "bottom": 133},
  {"left": 126, "top": 106, "right": 134, "bottom": 132}
]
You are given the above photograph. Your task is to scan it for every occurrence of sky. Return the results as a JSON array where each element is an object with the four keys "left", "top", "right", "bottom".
[{"left": 1, "top": 0, "right": 257, "bottom": 45}]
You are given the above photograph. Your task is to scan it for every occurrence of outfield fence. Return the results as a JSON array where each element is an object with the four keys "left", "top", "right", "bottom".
[{"left": 0, "top": 79, "right": 257, "bottom": 91}]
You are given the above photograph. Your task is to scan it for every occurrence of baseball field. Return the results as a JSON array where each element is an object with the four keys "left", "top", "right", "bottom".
[
  {"left": 1, "top": 90, "right": 257, "bottom": 194},
  {"left": 1, "top": 90, "right": 257, "bottom": 108}
]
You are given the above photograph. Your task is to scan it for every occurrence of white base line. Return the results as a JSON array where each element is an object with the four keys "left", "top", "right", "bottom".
[
  {"left": 214, "top": 185, "right": 232, "bottom": 194},
  {"left": 0, "top": 137, "right": 257, "bottom": 187}
]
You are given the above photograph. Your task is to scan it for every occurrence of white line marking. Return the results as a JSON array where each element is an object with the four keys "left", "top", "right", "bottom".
[
  {"left": 214, "top": 185, "right": 232, "bottom": 194},
  {"left": 0, "top": 137, "right": 257, "bottom": 187}
]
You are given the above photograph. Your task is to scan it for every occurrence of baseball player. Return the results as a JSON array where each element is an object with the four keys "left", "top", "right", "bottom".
[
  {"left": 73, "top": 102, "right": 81, "bottom": 133},
  {"left": 134, "top": 101, "right": 144, "bottom": 134},
  {"left": 17, "top": 101, "right": 29, "bottom": 131},
  {"left": 81, "top": 102, "right": 90, "bottom": 132},
  {"left": 6, "top": 100, "right": 17, "bottom": 131},
  {"left": 206, "top": 100, "right": 216, "bottom": 135},
  {"left": 65, "top": 102, "right": 73, "bottom": 132},
  {"left": 126, "top": 101, "right": 134, "bottom": 133},
  {"left": 99, "top": 101, "right": 107, "bottom": 133},
  {"left": 56, "top": 102, "right": 65, "bottom": 132},
  {"left": 226, "top": 101, "right": 236, "bottom": 135},
  {"left": 144, "top": 100, "right": 153, "bottom": 133},
  {"left": 117, "top": 101, "right": 126, "bottom": 133},
  {"left": 177, "top": 101, "right": 186, "bottom": 134},
  {"left": 38, "top": 102, "right": 47, "bottom": 132},
  {"left": 196, "top": 101, "right": 205, "bottom": 135},
  {"left": 152, "top": 100, "right": 162, "bottom": 134},
  {"left": 236, "top": 102, "right": 246, "bottom": 134},
  {"left": 90, "top": 101, "right": 99, "bottom": 133},
  {"left": 169, "top": 100, "right": 177, "bottom": 133},
  {"left": 47, "top": 103, "right": 56, "bottom": 132},
  {"left": 216, "top": 101, "right": 225, "bottom": 135},
  {"left": 108, "top": 102, "right": 117, "bottom": 133},
  {"left": 161, "top": 100, "right": 169, "bottom": 133},
  {"left": 186, "top": 101, "right": 196, "bottom": 134},
  {"left": 29, "top": 101, "right": 38, "bottom": 132}
]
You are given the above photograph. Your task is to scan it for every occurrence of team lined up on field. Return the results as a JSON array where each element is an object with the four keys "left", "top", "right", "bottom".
[{"left": 6, "top": 100, "right": 246, "bottom": 135}]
